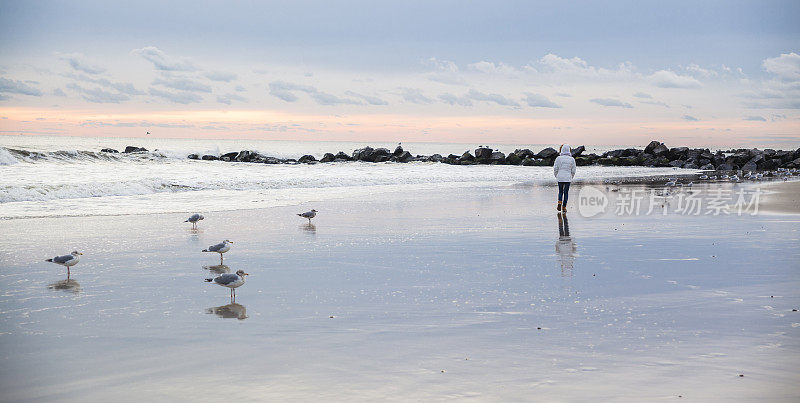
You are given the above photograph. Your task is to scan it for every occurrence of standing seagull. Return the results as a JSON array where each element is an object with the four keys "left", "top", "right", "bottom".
[
  {"left": 203, "top": 240, "right": 233, "bottom": 264},
  {"left": 185, "top": 213, "right": 204, "bottom": 229},
  {"left": 205, "top": 269, "right": 249, "bottom": 302},
  {"left": 297, "top": 209, "right": 318, "bottom": 224},
  {"left": 46, "top": 251, "right": 82, "bottom": 277}
]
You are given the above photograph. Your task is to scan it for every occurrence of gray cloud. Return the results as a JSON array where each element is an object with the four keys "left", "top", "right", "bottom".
[
  {"left": 523, "top": 93, "right": 561, "bottom": 108},
  {"left": 61, "top": 54, "right": 105, "bottom": 74},
  {"left": 399, "top": 88, "right": 433, "bottom": 104},
  {"left": 590, "top": 98, "right": 633, "bottom": 108},
  {"left": 52, "top": 88, "right": 66, "bottom": 96},
  {"left": 268, "top": 81, "right": 360, "bottom": 105},
  {"left": 132, "top": 46, "right": 197, "bottom": 71},
  {"left": 0, "top": 77, "right": 43, "bottom": 96},
  {"left": 438, "top": 93, "right": 473, "bottom": 106},
  {"left": 648, "top": 70, "right": 702, "bottom": 89},
  {"left": 682, "top": 115, "right": 699, "bottom": 121},
  {"left": 216, "top": 93, "right": 247, "bottom": 105},
  {"left": 235, "top": 85, "right": 246, "bottom": 92},
  {"left": 344, "top": 91, "right": 388, "bottom": 105},
  {"left": 153, "top": 76, "right": 212, "bottom": 93},
  {"left": 309, "top": 91, "right": 360, "bottom": 106},
  {"left": 633, "top": 92, "right": 652, "bottom": 99},
  {"left": 555, "top": 92, "right": 571, "bottom": 97},
  {"left": 640, "top": 100, "right": 670, "bottom": 108},
  {"left": 148, "top": 87, "right": 203, "bottom": 104},
  {"left": 743, "top": 115, "right": 766, "bottom": 121},
  {"left": 467, "top": 89, "right": 520, "bottom": 107},
  {"left": 66, "top": 83, "right": 130, "bottom": 103},
  {"left": 67, "top": 73, "right": 143, "bottom": 95},
  {"left": 762, "top": 52, "right": 800, "bottom": 82},
  {"left": 204, "top": 71, "right": 238, "bottom": 82}
]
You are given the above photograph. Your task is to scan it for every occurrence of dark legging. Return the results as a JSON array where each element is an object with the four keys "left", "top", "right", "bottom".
[{"left": 558, "top": 182, "right": 571, "bottom": 205}]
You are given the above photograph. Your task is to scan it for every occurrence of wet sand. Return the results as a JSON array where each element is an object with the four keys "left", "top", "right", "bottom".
[
  {"left": 759, "top": 180, "right": 800, "bottom": 214},
  {"left": 0, "top": 182, "right": 799, "bottom": 401}
]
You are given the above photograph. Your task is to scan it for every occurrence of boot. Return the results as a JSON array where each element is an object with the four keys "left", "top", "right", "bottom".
[
  {"left": 557, "top": 201, "right": 562, "bottom": 211},
  {"left": 561, "top": 203, "right": 567, "bottom": 213}
]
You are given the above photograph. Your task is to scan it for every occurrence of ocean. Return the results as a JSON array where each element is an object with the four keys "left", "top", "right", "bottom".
[{"left": 0, "top": 135, "right": 688, "bottom": 219}]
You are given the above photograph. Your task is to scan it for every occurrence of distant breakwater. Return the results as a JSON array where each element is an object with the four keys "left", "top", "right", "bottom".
[{"left": 104, "top": 141, "right": 800, "bottom": 171}]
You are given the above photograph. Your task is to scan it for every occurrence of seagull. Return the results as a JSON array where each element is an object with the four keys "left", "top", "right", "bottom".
[
  {"left": 205, "top": 269, "right": 249, "bottom": 301},
  {"left": 665, "top": 180, "right": 676, "bottom": 187},
  {"left": 699, "top": 175, "right": 708, "bottom": 180},
  {"left": 297, "top": 209, "right": 318, "bottom": 224},
  {"left": 46, "top": 251, "right": 82, "bottom": 277},
  {"left": 686, "top": 182, "right": 693, "bottom": 187},
  {"left": 203, "top": 240, "right": 233, "bottom": 264},
  {"left": 185, "top": 213, "right": 204, "bottom": 229}
]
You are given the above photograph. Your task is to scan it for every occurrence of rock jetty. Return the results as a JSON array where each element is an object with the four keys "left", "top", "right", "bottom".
[{"left": 106, "top": 141, "right": 800, "bottom": 171}]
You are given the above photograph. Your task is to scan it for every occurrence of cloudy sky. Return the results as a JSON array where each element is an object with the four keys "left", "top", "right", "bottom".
[{"left": 0, "top": 0, "right": 798, "bottom": 146}]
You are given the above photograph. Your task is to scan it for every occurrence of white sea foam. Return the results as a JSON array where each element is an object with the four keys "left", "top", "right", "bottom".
[{"left": 0, "top": 137, "right": 695, "bottom": 219}]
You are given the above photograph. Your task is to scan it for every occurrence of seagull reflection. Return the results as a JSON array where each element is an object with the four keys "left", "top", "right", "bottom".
[
  {"left": 206, "top": 303, "right": 248, "bottom": 320},
  {"left": 556, "top": 213, "right": 577, "bottom": 277},
  {"left": 203, "top": 264, "right": 230, "bottom": 274},
  {"left": 48, "top": 278, "right": 80, "bottom": 293},
  {"left": 301, "top": 223, "right": 316, "bottom": 233}
]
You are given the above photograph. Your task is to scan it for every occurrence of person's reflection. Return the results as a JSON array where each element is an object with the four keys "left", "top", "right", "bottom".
[
  {"left": 556, "top": 213, "right": 577, "bottom": 277},
  {"left": 302, "top": 223, "right": 316, "bottom": 234},
  {"left": 48, "top": 278, "right": 80, "bottom": 293},
  {"left": 203, "top": 264, "right": 230, "bottom": 274},
  {"left": 206, "top": 303, "right": 248, "bottom": 320}
]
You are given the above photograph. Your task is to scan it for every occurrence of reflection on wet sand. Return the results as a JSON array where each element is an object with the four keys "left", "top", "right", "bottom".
[
  {"left": 301, "top": 223, "right": 316, "bottom": 233},
  {"left": 203, "top": 264, "right": 230, "bottom": 274},
  {"left": 47, "top": 278, "right": 80, "bottom": 293},
  {"left": 206, "top": 303, "right": 248, "bottom": 320},
  {"left": 556, "top": 213, "right": 577, "bottom": 277}
]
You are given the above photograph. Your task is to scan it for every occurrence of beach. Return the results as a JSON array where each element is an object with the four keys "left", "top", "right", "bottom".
[{"left": 1, "top": 181, "right": 798, "bottom": 401}]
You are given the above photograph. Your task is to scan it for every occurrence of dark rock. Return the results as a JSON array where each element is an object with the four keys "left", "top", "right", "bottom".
[
  {"left": 235, "top": 150, "right": 256, "bottom": 162},
  {"left": 513, "top": 148, "right": 535, "bottom": 159},
  {"left": 699, "top": 163, "right": 715, "bottom": 170},
  {"left": 717, "top": 162, "right": 735, "bottom": 171},
  {"left": 741, "top": 160, "right": 757, "bottom": 172},
  {"left": 571, "top": 145, "right": 585, "bottom": 157},
  {"left": 298, "top": 155, "right": 317, "bottom": 163},
  {"left": 761, "top": 159, "right": 780, "bottom": 170},
  {"left": 506, "top": 153, "right": 522, "bottom": 165},
  {"left": 669, "top": 147, "right": 689, "bottom": 159},
  {"left": 334, "top": 152, "right": 351, "bottom": 161},
  {"left": 652, "top": 143, "right": 669, "bottom": 156},
  {"left": 201, "top": 155, "right": 219, "bottom": 161},
  {"left": 683, "top": 161, "right": 699, "bottom": 169},
  {"left": 460, "top": 151, "right": 475, "bottom": 162},
  {"left": 100, "top": 148, "right": 119, "bottom": 153},
  {"left": 123, "top": 146, "right": 148, "bottom": 153},
  {"left": 397, "top": 151, "right": 413, "bottom": 162},
  {"left": 393, "top": 145, "right": 404, "bottom": 156},
  {"left": 790, "top": 158, "right": 800, "bottom": 168},
  {"left": 428, "top": 154, "right": 443, "bottom": 162},
  {"left": 187, "top": 154, "right": 199, "bottom": 160},
  {"left": 654, "top": 156, "right": 671, "bottom": 167},
  {"left": 644, "top": 140, "right": 661, "bottom": 154},
  {"left": 537, "top": 147, "right": 558, "bottom": 159},
  {"left": 352, "top": 146, "right": 375, "bottom": 161},
  {"left": 575, "top": 156, "right": 593, "bottom": 166},
  {"left": 668, "top": 160, "right": 685, "bottom": 168},
  {"left": 220, "top": 152, "right": 238, "bottom": 161},
  {"left": 489, "top": 152, "right": 506, "bottom": 164},
  {"left": 475, "top": 147, "right": 493, "bottom": 159},
  {"left": 263, "top": 157, "right": 282, "bottom": 164},
  {"left": 531, "top": 158, "right": 550, "bottom": 166},
  {"left": 374, "top": 155, "right": 390, "bottom": 163},
  {"left": 320, "top": 153, "right": 336, "bottom": 163},
  {"left": 521, "top": 158, "right": 535, "bottom": 166}
]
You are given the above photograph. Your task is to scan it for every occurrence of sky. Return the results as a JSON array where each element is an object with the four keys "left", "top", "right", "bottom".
[{"left": 0, "top": 0, "right": 799, "bottom": 147}]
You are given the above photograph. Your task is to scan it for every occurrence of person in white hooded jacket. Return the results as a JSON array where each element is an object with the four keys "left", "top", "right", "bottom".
[{"left": 553, "top": 144, "right": 576, "bottom": 212}]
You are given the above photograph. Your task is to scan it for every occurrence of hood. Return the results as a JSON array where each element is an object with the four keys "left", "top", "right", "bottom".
[{"left": 560, "top": 144, "right": 571, "bottom": 156}]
